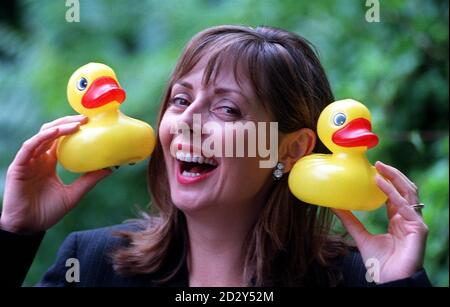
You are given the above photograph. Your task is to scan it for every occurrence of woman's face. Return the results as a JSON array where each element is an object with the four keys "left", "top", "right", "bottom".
[{"left": 159, "top": 56, "right": 274, "bottom": 214}]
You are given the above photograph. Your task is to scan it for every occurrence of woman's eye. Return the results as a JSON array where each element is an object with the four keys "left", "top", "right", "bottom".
[
  {"left": 171, "top": 97, "right": 190, "bottom": 107},
  {"left": 76, "top": 77, "right": 88, "bottom": 91},
  {"left": 216, "top": 106, "right": 241, "bottom": 117},
  {"left": 333, "top": 112, "right": 346, "bottom": 126},
  {"left": 223, "top": 107, "right": 240, "bottom": 115}
]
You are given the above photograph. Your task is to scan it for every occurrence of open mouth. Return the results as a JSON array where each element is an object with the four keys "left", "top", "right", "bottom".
[{"left": 176, "top": 152, "right": 218, "bottom": 183}]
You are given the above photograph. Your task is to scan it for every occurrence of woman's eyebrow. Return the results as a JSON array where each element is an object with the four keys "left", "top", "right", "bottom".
[
  {"left": 214, "top": 87, "right": 250, "bottom": 104},
  {"left": 174, "top": 80, "right": 250, "bottom": 104},
  {"left": 174, "top": 80, "right": 193, "bottom": 89}
]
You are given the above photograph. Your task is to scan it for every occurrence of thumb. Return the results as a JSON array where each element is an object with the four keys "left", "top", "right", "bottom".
[
  {"left": 66, "top": 168, "right": 113, "bottom": 208},
  {"left": 332, "top": 208, "right": 371, "bottom": 248}
]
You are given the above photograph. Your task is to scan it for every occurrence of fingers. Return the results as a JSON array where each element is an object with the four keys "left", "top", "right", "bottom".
[
  {"left": 31, "top": 115, "right": 88, "bottom": 159},
  {"left": 375, "top": 161, "right": 419, "bottom": 204},
  {"left": 33, "top": 138, "right": 56, "bottom": 158},
  {"left": 385, "top": 200, "right": 397, "bottom": 220},
  {"left": 14, "top": 122, "right": 83, "bottom": 166},
  {"left": 332, "top": 209, "right": 371, "bottom": 247},
  {"left": 65, "top": 169, "right": 113, "bottom": 209},
  {"left": 375, "top": 161, "right": 422, "bottom": 220},
  {"left": 30, "top": 115, "right": 88, "bottom": 160},
  {"left": 39, "top": 115, "right": 87, "bottom": 132},
  {"left": 375, "top": 174, "right": 419, "bottom": 221}
]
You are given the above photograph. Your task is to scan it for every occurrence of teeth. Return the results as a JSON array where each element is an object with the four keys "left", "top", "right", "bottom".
[
  {"left": 182, "top": 170, "right": 201, "bottom": 177},
  {"left": 204, "top": 158, "right": 217, "bottom": 166},
  {"left": 175, "top": 152, "right": 217, "bottom": 166},
  {"left": 176, "top": 152, "right": 184, "bottom": 159}
]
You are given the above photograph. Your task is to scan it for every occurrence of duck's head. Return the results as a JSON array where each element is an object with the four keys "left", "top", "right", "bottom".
[
  {"left": 67, "top": 62, "right": 126, "bottom": 116},
  {"left": 317, "top": 99, "right": 379, "bottom": 153}
]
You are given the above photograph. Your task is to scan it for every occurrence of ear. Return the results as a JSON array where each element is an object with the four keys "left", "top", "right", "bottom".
[{"left": 278, "top": 128, "right": 316, "bottom": 172}]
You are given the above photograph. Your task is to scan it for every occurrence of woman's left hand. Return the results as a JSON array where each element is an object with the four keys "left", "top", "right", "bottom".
[{"left": 333, "top": 161, "right": 428, "bottom": 284}]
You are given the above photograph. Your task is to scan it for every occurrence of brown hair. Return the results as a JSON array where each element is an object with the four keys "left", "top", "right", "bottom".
[{"left": 113, "top": 25, "right": 348, "bottom": 286}]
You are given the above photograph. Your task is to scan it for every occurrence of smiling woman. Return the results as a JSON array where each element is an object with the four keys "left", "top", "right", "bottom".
[
  {"left": 112, "top": 25, "right": 347, "bottom": 286},
  {"left": 0, "top": 25, "right": 431, "bottom": 287}
]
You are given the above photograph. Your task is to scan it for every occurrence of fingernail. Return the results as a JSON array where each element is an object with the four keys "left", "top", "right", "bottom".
[{"left": 75, "top": 115, "right": 87, "bottom": 121}]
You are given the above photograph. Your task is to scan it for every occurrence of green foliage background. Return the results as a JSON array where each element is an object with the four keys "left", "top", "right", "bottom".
[{"left": 0, "top": 0, "right": 448, "bottom": 286}]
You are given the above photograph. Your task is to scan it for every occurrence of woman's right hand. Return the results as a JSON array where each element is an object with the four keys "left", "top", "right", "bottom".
[{"left": 0, "top": 115, "right": 112, "bottom": 234}]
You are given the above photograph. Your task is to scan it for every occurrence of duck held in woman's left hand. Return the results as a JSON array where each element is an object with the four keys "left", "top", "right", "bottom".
[{"left": 288, "top": 99, "right": 387, "bottom": 211}]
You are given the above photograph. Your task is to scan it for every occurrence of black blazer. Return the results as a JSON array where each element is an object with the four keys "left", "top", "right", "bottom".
[{"left": 0, "top": 223, "right": 432, "bottom": 287}]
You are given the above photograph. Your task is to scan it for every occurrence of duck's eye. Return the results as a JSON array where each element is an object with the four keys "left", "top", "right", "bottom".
[
  {"left": 333, "top": 113, "right": 346, "bottom": 126},
  {"left": 76, "top": 77, "right": 88, "bottom": 91}
]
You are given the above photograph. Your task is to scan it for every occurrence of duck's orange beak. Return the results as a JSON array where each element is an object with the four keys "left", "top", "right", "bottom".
[
  {"left": 82, "top": 77, "right": 126, "bottom": 108},
  {"left": 332, "top": 118, "right": 379, "bottom": 149}
]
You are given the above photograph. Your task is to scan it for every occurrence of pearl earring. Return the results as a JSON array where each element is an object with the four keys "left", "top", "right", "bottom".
[{"left": 273, "top": 162, "right": 285, "bottom": 180}]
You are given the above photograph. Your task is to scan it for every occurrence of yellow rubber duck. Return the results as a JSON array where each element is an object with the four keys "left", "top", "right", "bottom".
[
  {"left": 288, "top": 99, "right": 387, "bottom": 211},
  {"left": 57, "top": 63, "right": 155, "bottom": 173}
]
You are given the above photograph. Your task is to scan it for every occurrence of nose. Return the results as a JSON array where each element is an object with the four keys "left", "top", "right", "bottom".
[
  {"left": 176, "top": 95, "right": 209, "bottom": 132},
  {"left": 171, "top": 96, "right": 210, "bottom": 157}
]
